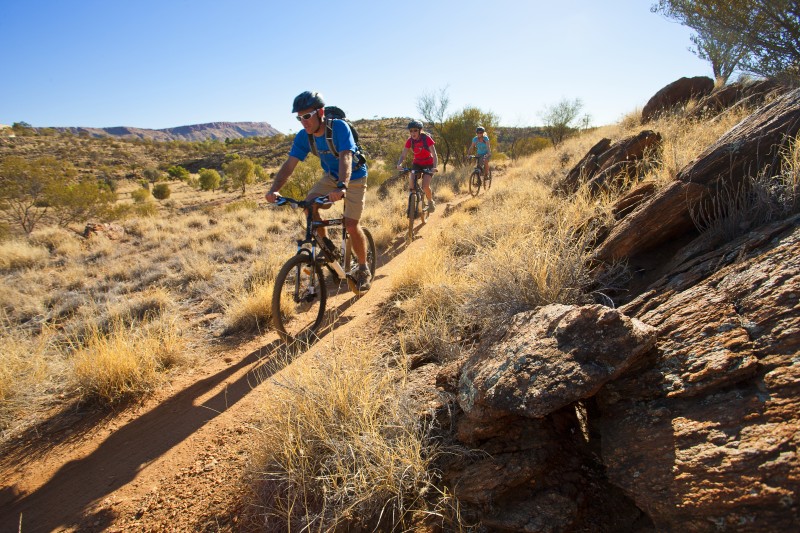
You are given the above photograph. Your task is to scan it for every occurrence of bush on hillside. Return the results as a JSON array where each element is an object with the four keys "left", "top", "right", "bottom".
[{"left": 152, "top": 183, "right": 171, "bottom": 200}]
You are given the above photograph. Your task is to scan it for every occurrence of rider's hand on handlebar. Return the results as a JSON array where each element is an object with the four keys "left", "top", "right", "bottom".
[
  {"left": 328, "top": 189, "right": 345, "bottom": 202},
  {"left": 397, "top": 164, "right": 404, "bottom": 170},
  {"left": 266, "top": 191, "right": 282, "bottom": 203}
]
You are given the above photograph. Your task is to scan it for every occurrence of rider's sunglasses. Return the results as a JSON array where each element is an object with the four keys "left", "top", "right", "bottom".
[
  {"left": 409, "top": 128, "right": 420, "bottom": 133},
  {"left": 296, "top": 111, "right": 317, "bottom": 121}
]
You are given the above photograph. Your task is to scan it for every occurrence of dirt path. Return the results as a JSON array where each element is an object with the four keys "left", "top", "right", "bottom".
[{"left": 0, "top": 199, "right": 452, "bottom": 532}]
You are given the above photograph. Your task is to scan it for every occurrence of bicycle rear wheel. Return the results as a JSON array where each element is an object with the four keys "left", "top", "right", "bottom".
[
  {"left": 344, "top": 227, "right": 376, "bottom": 281},
  {"left": 469, "top": 170, "right": 481, "bottom": 197},
  {"left": 272, "top": 254, "right": 327, "bottom": 344}
]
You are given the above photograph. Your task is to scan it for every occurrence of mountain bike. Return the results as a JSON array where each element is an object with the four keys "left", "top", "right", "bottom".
[
  {"left": 467, "top": 155, "right": 492, "bottom": 197},
  {"left": 399, "top": 167, "right": 435, "bottom": 242},
  {"left": 271, "top": 195, "right": 376, "bottom": 345}
]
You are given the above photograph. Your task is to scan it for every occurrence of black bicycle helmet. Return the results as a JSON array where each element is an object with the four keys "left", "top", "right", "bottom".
[
  {"left": 476, "top": 126, "right": 485, "bottom": 133},
  {"left": 407, "top": 120, "right": 423, "bottom": 130},
  {"left": 292, "top": 91, "right": 325, "bottom": 113}
]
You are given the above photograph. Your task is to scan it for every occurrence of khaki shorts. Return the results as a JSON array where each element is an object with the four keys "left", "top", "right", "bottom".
[{"left": 307, "top": 176, "right": 367, "bottom": 221}]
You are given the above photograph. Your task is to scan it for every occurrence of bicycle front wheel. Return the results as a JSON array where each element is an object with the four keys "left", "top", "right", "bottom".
[
  {"left": 418, "top": 190, "right": 429, "bottom": 224},
  {"left": 407, "top": 192, "right": 418, "bottom": 241},
  {"left": 469, "top": 170, "right": 481, "bottom": 197},
  {"left": 272, "top": 254, "right": 327, "bottom": 344}
]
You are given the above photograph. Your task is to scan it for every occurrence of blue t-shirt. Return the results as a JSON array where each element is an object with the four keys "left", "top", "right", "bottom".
[
  {"left": 289, "top": 119, "right": 367, "bottom": 181},
  {"left": 473, "top": 135, "right": 490, "bottom": 156}
]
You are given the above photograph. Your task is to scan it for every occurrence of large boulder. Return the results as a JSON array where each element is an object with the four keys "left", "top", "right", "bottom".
[
  {"left": 458, "top": 304, "right": 657, "bottom": 421},
  {"left": 642, "top": 76, "right": 715, "bottom": 122},
  {"left": 598, "top": 216, "right": 800, "bottom": 531}
]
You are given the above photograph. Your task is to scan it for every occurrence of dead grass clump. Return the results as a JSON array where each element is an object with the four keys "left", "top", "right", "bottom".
[
  {"left": 248, "top": 340, "right": 447, "bottom": 531},
  {"left": 0, "top": 324, "right": 58, "bottom": 430},
  {"left": 71, "top": 317, "right": 188, "bottom": 406},
  {"left": 29, "top": 227, "right": 83, "bottom": 257},
  {"left": 222, "top": 274, "right": 275, "bottom": 335},
  {"left": 0, "top": 239, "right": 50, "bottom": 271}
]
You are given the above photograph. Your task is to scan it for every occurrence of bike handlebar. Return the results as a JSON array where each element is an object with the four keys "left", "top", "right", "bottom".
[
  {"left": 399, "top": 167, "right": 437, "bottom": 173},
  {"left": 274, "top": 195, "right": 336, "bottom": 208}
]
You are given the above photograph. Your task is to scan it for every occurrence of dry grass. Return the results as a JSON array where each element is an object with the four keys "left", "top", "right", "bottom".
[
  {"left": 247, "top": 338, "right": 453, "bottom": 531},
  {"left": 0, "top": 239, "right": 50, "bottom": 271},
  {"left": 0, "top": 322, "right": 61, "bottom": 431},
  {"left": 71, "top": 316, "right": 189, "bottom": 406}
]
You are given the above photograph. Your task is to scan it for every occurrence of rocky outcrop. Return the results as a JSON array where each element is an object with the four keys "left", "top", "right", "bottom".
[
  {"left": 558, "top": 131, "right": 662, "bottom": 196},
  {"left": 642, "top": 76, "right": 715, "bottom": 123},
  {"left": 689, "top": 79, "right": 787, "bottom": 119},
  {"left": 413, "top": 80, "right": 800, "bottom": 531},
  {"left": 595, "top": 87, "right": 800, "bottom": 264},
  {"left": 601, "top": 215, "right": 800, "bottom": 531}
]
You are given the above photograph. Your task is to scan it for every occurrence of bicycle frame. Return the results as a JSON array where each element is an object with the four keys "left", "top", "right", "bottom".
[{"left": 277, "top": 196, "right": 348, "bottom": 278}]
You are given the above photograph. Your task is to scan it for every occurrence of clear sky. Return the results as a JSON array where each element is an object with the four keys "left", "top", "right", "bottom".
[{"left": 0, "top": 0, "right": 710, "bottom": 135}]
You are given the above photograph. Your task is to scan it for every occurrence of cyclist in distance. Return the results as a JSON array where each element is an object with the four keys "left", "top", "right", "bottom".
[
  {"left": 266, "top": 90, "right": 371, "bottom": 293},
  {"left": 396, "top": 120, "right": 438, "bottom": 212},
  {"left": 468, "top": 126, "right": 491, "bottom": 178}
]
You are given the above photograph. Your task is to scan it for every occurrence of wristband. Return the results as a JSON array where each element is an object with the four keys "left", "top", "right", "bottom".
[{"left": 336, "top": 181, "right": 347, "bottom": 190}]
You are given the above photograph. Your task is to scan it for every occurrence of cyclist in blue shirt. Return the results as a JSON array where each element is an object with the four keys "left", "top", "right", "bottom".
[
  {"left": 468, "top": 126, "right": 491, "bottom": 179},
  {"left": 266, "top": 90, "right": 371, "bottom": 293}
]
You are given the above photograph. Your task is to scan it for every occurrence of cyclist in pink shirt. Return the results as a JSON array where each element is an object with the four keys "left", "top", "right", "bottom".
[{"left": 396, "top": 120, "right": 438, "bottom": 212}]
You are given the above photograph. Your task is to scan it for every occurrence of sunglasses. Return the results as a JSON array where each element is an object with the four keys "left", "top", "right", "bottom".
[
  {"left": 409, "top": 128, "right": 420, "bottom": 133},
  {"left": 296, "top": 111, "right": 317, "bottom": 121}
]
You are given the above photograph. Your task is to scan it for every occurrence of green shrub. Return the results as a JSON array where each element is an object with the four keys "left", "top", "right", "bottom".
[
  {"left": 166, "top": 165, "right": 190, "bottom": 181},
  {"left": 131, "top": 188, "right": 151, "bottom": 203},
  {"left": 152, "top": 183, "right": 171, "bottom": 200},
  {"left": 198, "top": 168, "right": 221, "bottom": 191}
]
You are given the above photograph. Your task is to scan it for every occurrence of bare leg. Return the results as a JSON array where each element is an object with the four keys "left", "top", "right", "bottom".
[
  {"left": 422, "top": 173, "right": 433, "bottom": 202},
  {"left": 345, "top": 217, "right": 367, "bottom": 265}
]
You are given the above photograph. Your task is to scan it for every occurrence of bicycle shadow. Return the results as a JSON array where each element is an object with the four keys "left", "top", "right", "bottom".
[{"left": 0, "top": 337, "right": 285, "bottom": 533}]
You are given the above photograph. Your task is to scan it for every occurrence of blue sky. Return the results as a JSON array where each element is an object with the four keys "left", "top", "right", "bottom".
[{"left": 0, "top": 0, "right": 709, "bottom": 134}]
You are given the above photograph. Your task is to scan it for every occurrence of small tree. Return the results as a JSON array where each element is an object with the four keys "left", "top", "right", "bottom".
[
  {"left": 417, "top": 87, "right": 453, "bottom": 170},
  {"left": 49, "top": 180, "right": 117, "bottom": 227},
  {"left": 166, "top": 165, "right": 190, "bottom": 181},
  {"left": 0, "top": 156, "right": 75, "bottom": 234},
  {"left": 222, "top": 158, "right": 256, "bottom": 196},
  {"left": 198, "top": 168, "right": 221, "bottom": 191},
  {"left": 540, "top": 98, "right": 584, "bottom": 148},
  {"left": 143, "top": 167, "right": 163, "bottom": 184}
]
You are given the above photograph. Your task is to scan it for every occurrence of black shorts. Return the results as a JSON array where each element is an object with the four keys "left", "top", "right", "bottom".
[{"left": 412, "top": 163, "right": 434, "bottom": 174}]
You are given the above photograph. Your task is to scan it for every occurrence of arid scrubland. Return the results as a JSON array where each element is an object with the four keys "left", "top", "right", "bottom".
[
  {"left": 2, "top": 96, "right": 798, "bottom": 529},
  {"left": 243, "top": 102, "right": 800, "bottom": 529}
]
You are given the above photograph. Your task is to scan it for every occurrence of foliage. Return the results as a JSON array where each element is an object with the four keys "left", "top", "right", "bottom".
[
  {"left": 152, "top": 183, "right": 171, "bottom": 200},
  {"left": 282, "top": 159, "right": 322, "bottom": 199},
  {"left": 48, "top": 179, "right": 118, "bottom": 227},
  {"left": 198, "top": 168, "right": 221, "bottom": 191},
  {"left": 417, "top": 87, "right": 453, "bottom": 170},
  {"left": 166, "top": 165, "right": 190, "bottom": 181},
  {"left": 0, "top": 156, "right": 77, "bottom": 234},
  {"left": 142, "top": 166, "right": 163, "bottom": 183},
  {"left": 442, "top": 107, "right": 499, "bottom": 165},
  {"left": 130, "top": 188, "right": 151, "bottom": 203},
  {"left": 540, "top": 98, "right": 584, "bottom": 148},
  {"left": 652, "top": 0, "right": 800, "bottom": 81},
  {"left": 222, "top": 157, "right": 257, "bottom": 196}
]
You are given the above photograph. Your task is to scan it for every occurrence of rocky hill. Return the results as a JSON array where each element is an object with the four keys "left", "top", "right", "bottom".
[
  {"left": 48, "top": 121, "right": 281, "bottom": 141},
  {"left": 417, "top": 79, "right": 800, "bottom": 531}
]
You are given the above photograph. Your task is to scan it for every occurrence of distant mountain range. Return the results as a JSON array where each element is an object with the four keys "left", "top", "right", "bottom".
[{"left": 49, "top": 121, "right": 282, "bottom": 142}]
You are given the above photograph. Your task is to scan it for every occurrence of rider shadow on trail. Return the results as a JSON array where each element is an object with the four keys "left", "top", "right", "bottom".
[{"left": 0, "top": 337, "right": 285, "bottom": 533}]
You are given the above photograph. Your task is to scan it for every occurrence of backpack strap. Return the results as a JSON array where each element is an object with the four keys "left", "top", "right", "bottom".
[{"left": 325, "top": 119, "right": 338, "bottom": 157}]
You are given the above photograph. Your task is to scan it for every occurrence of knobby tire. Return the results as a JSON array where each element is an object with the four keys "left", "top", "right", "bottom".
[
  {"left": 469, "top": 170, "right": 481, "bottom": 197},
  {"left": 272, "top": 254, "right": 327, "bottom": 345}
]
